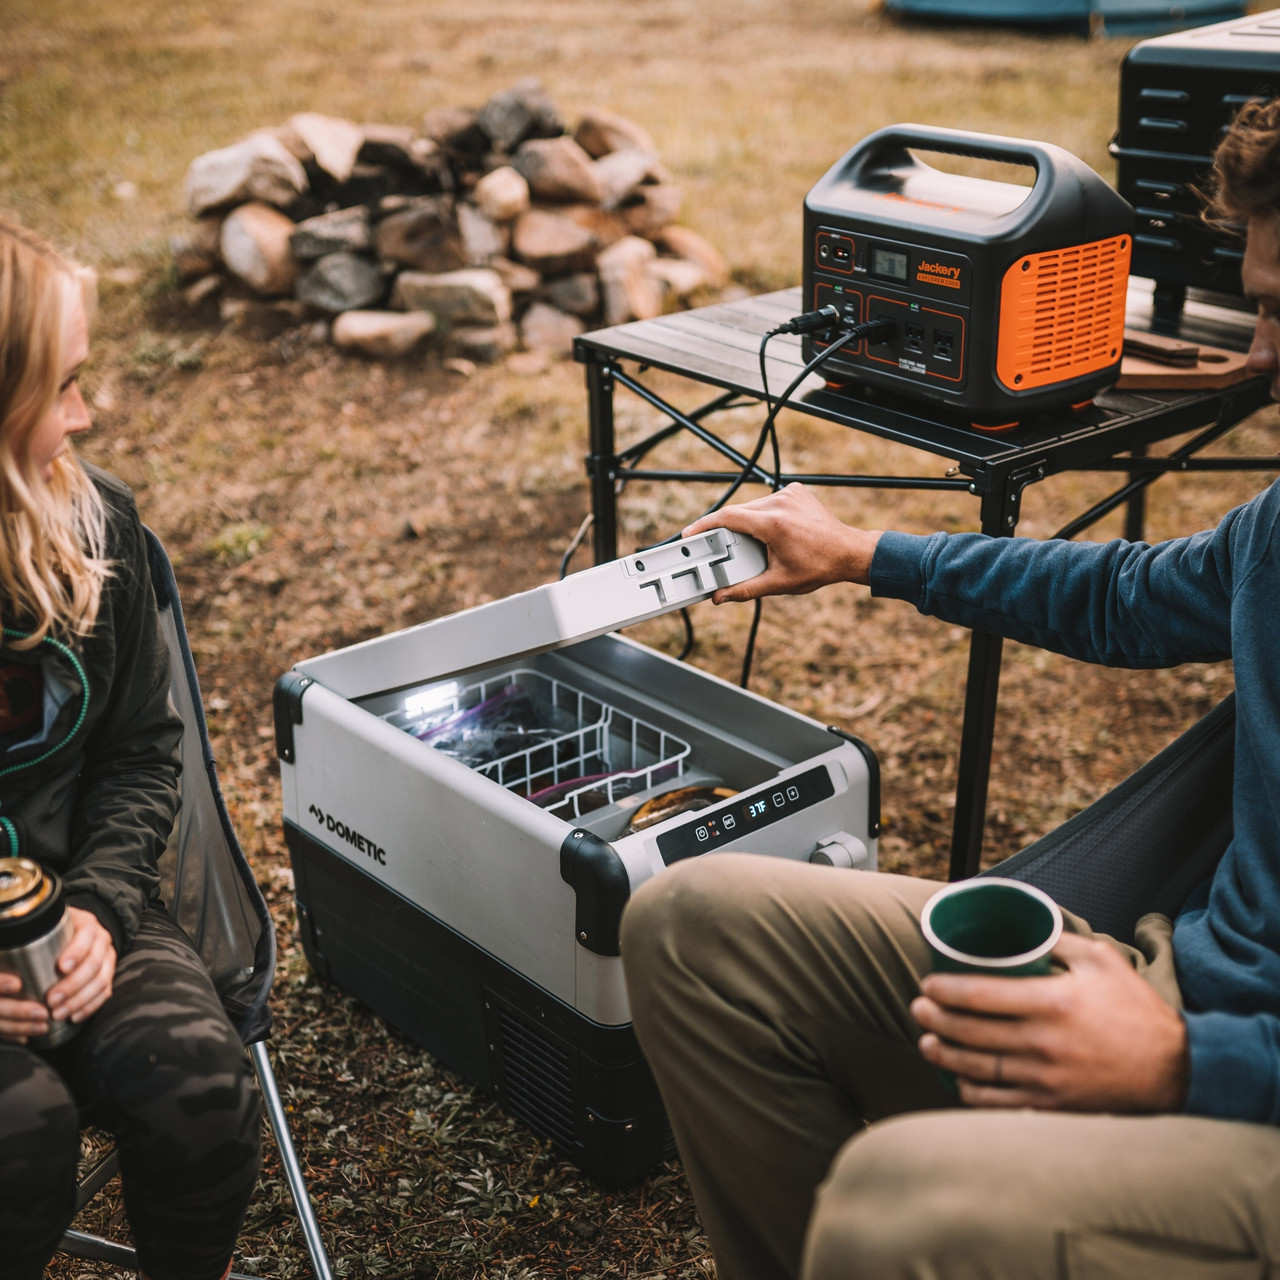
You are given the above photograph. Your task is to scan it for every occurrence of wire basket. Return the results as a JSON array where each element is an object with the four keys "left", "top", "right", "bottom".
[{"left": 383, "top": 669, "right": 690, "bottom": 820}]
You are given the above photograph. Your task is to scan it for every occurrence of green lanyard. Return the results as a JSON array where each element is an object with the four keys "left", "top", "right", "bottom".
[{"left": 0, "top": 628, "right": 90, "bottom": 857}]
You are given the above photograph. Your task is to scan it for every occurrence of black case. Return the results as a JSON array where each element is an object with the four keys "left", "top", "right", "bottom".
[
  {"left": 286, "top": 825, "right": 675, "bottom": 1185},
  {"left": 1111, "top": 11, "right": 1280, "bottom": 325}
]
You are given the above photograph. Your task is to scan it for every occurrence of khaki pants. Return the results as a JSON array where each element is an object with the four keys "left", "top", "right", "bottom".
[{"left": 621, "top": 855, "right": 1280, "bottom": 1280}]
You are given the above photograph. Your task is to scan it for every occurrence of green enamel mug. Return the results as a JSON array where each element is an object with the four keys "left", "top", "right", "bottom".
[{"left": 920, "top": 877, "right": 1063, "bottom": 977}]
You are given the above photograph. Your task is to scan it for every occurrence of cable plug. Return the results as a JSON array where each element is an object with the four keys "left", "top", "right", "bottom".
[
  {"left": 771, "top": 305, "right": 842, "bottom": 336},
  {"left": 844, "top": 315, "right": 895, "bottom": 343}
]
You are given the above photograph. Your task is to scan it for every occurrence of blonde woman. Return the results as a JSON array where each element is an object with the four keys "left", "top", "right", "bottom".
[{"left": 0, "top": 217, "right": 260, "bottom": 1280}]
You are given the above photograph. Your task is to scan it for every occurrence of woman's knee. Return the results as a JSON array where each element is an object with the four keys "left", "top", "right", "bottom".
[{"left": 0, "top": 1051, "right": 80, "bottom": 1210}]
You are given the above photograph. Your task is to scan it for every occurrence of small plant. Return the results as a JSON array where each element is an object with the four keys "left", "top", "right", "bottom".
[{"left": 207, "top": 521, "right": 272, "bottom": 564}]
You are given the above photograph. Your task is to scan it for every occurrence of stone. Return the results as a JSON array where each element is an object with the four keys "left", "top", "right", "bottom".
[
  {"left": 288, "top": 112, "right": 364, "bottom": 182},
  {"left": 507, "top": 349, "right": 551, "bottom": 376},
  {"left": 537, "top": 271, "right": 599, "bottom": 317},
  {"left": 182, "top": 274, "right": 222, "bottom": 307},
  {"left": 472, "top": 166, "right": 530, "bottom": 222},
  {"left": 519, "top": 302, "right": 585, "bottom": 356},
  {"left": 391, "top": 268, "right": 512, "bottom": 326},
  {"left": 648, "top": 256, "right": 710, "bottom": 300},
  {"left": 332, "top": 309, "right": 436, "bottom": 358},
  {"left": 512, "top": 136, "right": 603, "bottom": 204},
  {"left": 270, "top": 121, "right": 313, "bottom": 163},
  {"left": 574, "top": 107, "right": 655, "bottom": 159},
  {"left": 489, "top": 256, "right": 541, "bottom": 295},
  {"left": 621, "top": 185, "right": 685, "bottom": 239},
  {"left": 184, "top": 134, "right": 308, "bottom": 216},
  {"left": 655, "top": 225, "right": 730, "bottom": 289},
  {"left": 511, "top": 209, "right": 598, "bottom": 276},
  {"left": 360, "top": 123, "right": 431, "bottom": 169},
  {"left": 294, "top": 252, "right": 385, "bottom": 313},
  {"left": 560, "top": 203, "right": 629, "bottom": 248},
  {"left": 457, "top": 202, "right": 508, "bottom": 265},
  {"left": 449, "top": 320, "right": 518, "bottom": 364},
  {"left": 442, "top": 356, "right": 477, "bottom": 377},
  {"left": 314, "top": 163, "right": 402, "bottom": 210},
  {"left": 289, "top": 206, "right": 372, "bottom": 260},
  {"left": 423, "top": 105, "right": 488, "bottom": 159},
  {"left": 171, "top": 216, "right": 223, "bottom": 281},
  {"left": 477, "top": 77, "right": 563, "bottom": 151},
  {"left": 597, "top": 235, "right": 661, "bottom": 326},
  {"left": 374, "top": 201, "right": 466, "bottom": 272},
  {"left": 594, "top": 148, "right": 660, "bottom": 209},
  {"left": 219, "top": 202, "right": 299, "bottom": 295}
]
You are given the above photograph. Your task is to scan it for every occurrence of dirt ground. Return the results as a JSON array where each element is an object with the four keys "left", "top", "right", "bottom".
[{"left": 7, "top": 0, "right": 1280, "bottom": 1277}]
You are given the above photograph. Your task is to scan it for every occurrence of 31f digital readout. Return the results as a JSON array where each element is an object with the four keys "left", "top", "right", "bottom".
[{"left": 656, "top": 765, "right": 836, "bottom": 865}]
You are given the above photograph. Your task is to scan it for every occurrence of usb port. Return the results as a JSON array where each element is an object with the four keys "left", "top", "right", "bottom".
[
  {"left": 933, "top": 330, "right": 955, "bottom": 360},
  {"left": 905, "top": 323, "right": 925, "bottom": 354}
]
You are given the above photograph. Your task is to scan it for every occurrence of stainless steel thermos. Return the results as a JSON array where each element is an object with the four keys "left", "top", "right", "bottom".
[{"left": 0, "top": 856, "right": 77, "bottom": 1047}]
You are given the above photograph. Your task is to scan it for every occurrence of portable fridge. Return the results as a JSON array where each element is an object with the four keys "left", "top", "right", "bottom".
[{"left": 274, "top": 528, "right": 880, "bottom": 1183}]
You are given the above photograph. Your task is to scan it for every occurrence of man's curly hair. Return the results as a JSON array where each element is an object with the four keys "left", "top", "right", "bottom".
[{"left": 1209, "top": 97, "right": 1280, "bottom": 226}]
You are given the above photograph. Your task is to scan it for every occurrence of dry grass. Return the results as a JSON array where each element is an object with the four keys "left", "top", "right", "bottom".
[{"left": 6, "top": 1, "right": 1280, "bottom": 1277}]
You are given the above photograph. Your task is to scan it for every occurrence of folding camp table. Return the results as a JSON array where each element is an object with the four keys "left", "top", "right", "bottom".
[{"left": 573, "top": 282, "right": 1276, "bottom": 880}]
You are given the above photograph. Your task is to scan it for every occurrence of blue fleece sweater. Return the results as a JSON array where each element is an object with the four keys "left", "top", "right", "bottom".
[{"left": 870, "top": 479, "right": 1280, "bottom": 1124}]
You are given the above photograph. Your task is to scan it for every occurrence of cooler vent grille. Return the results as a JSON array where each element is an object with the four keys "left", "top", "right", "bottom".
[
  {"left": 997, "top": 235, "right": 1131, "bottom": 392},
  {"left": 496, "top": 1008, "right": 577, "bottom": 1148}
]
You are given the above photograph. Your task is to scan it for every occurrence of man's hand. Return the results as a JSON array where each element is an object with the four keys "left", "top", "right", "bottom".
[
  {"left": 910, "top": 932, "right": 1190, "bottom": 1113},
  {"left": 0, "top": 906, "right": 117, "bottom": 1043},
  {"left": 683, "top": 483, "right": 882, "bottom": 604}
]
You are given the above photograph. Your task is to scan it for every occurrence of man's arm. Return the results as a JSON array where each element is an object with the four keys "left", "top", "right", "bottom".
[{"left": 688, "top": 481, "right": 1236, "bottom": 667}]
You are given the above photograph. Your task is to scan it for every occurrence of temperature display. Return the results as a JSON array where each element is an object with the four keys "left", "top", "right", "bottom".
[{"left": 656, "top": 765, "right": 836, "bottom": 864}]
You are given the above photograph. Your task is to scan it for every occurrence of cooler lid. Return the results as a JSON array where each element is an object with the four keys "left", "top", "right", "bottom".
[{"left": 294, "top": 527, "right": 767, "bottom": 699}]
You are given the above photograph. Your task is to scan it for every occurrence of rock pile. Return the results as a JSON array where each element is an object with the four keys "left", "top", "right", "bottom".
[{"left": 173, "top": 80, "right": 730, "bottom": 362}]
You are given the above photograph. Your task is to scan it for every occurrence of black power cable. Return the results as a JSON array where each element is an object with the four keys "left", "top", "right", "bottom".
[
  {"left": 560, "top": 307, "right": 893, "bottom": 683},
  {"left": 734, "top": 312, "right": 893, "bottom": 688}
]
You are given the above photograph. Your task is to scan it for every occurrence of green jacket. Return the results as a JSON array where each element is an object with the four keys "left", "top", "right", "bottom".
[{"left": 1, "top": 466, "right": 182, "bottom": 954}]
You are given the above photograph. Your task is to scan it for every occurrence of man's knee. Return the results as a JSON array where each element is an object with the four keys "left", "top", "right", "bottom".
[
  {"left": 804, "top": 1112, "right": 1056, "bottom": 1280},
  {"left": 622, "top": 854, "right": 794, "bottom": 1014}
]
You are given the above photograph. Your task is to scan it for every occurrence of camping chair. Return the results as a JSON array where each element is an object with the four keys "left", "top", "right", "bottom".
[
  {"left": 57, "top": 528, "right": 334, "bottom": 1280},
  {"left": 982, "top": 692, "right": 1236, "bottom": 946}
]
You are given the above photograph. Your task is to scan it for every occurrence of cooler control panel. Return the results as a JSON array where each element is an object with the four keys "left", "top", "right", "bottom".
[{"left": 656, "top": 764, "right": 836, "bottom": 864}]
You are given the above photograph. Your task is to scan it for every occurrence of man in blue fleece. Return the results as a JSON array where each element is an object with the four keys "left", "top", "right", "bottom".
[{"left": 621, "top": 101, "right": 1280, "bottom": 1280}]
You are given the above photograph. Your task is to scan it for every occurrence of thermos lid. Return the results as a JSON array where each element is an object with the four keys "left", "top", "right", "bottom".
[{"left": 0, "top": 857, "right": 63, "bottom": 946}]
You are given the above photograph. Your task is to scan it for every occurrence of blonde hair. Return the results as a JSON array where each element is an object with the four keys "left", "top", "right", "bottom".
[{"left": 0, "top": 216, "right": 108, "bottom": 646}]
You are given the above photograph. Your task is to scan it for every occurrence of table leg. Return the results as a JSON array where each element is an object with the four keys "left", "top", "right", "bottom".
[
  {"left": 586, "top": 361, "right": 618, "bottom": 564},
  {"left": 948, "top": 486, "right": 1016, "bottom": 881},
  {"left": 1125, "top": 444, "right": 1148, "bottom": 543}
]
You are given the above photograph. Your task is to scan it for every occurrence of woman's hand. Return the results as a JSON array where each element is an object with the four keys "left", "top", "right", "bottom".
[
  {"left": 48, "top": 907, "right": 117, "bottom": 1023},
  {"left": 0, "top": 906, "right": 117, "bottom": 1043}
]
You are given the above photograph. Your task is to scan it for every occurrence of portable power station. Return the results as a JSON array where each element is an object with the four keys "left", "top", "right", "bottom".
[{"left": 802, "top": 125, "right": 1134, "bottom": 424}]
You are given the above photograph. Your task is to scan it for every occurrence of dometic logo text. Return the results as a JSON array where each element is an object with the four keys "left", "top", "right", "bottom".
[
  {"left": 308, "top": 803, "right": 386, "bottom": 865},
  {"left": 917, "top": 262, "right": 962, "bottom": 289}
]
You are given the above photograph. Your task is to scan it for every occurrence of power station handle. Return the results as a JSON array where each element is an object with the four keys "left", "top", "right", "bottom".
[{"left": 855, "top": 123, "right": 1073, "bottom": 189}]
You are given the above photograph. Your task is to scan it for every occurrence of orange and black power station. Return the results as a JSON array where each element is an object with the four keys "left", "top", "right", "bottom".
[{"left": 802, "top": 125, "right": 1135, "bottom": 425}]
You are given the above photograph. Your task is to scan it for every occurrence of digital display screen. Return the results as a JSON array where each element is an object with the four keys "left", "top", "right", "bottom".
[
  {"left": 872, "top": 248, "right": 909, "bottom": 281},
  {"left": 656, "top": 765, "right": 836, "bottom": 864}
]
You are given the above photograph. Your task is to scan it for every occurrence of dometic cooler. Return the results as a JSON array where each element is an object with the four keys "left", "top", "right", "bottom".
[{"left": 274, "top": 529, "right": 879, "bottom": 1183}]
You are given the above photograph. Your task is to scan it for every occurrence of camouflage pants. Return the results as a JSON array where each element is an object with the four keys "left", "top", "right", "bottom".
[{"left": 0, "top": 904, "right": 261, "bottom": 1280}]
